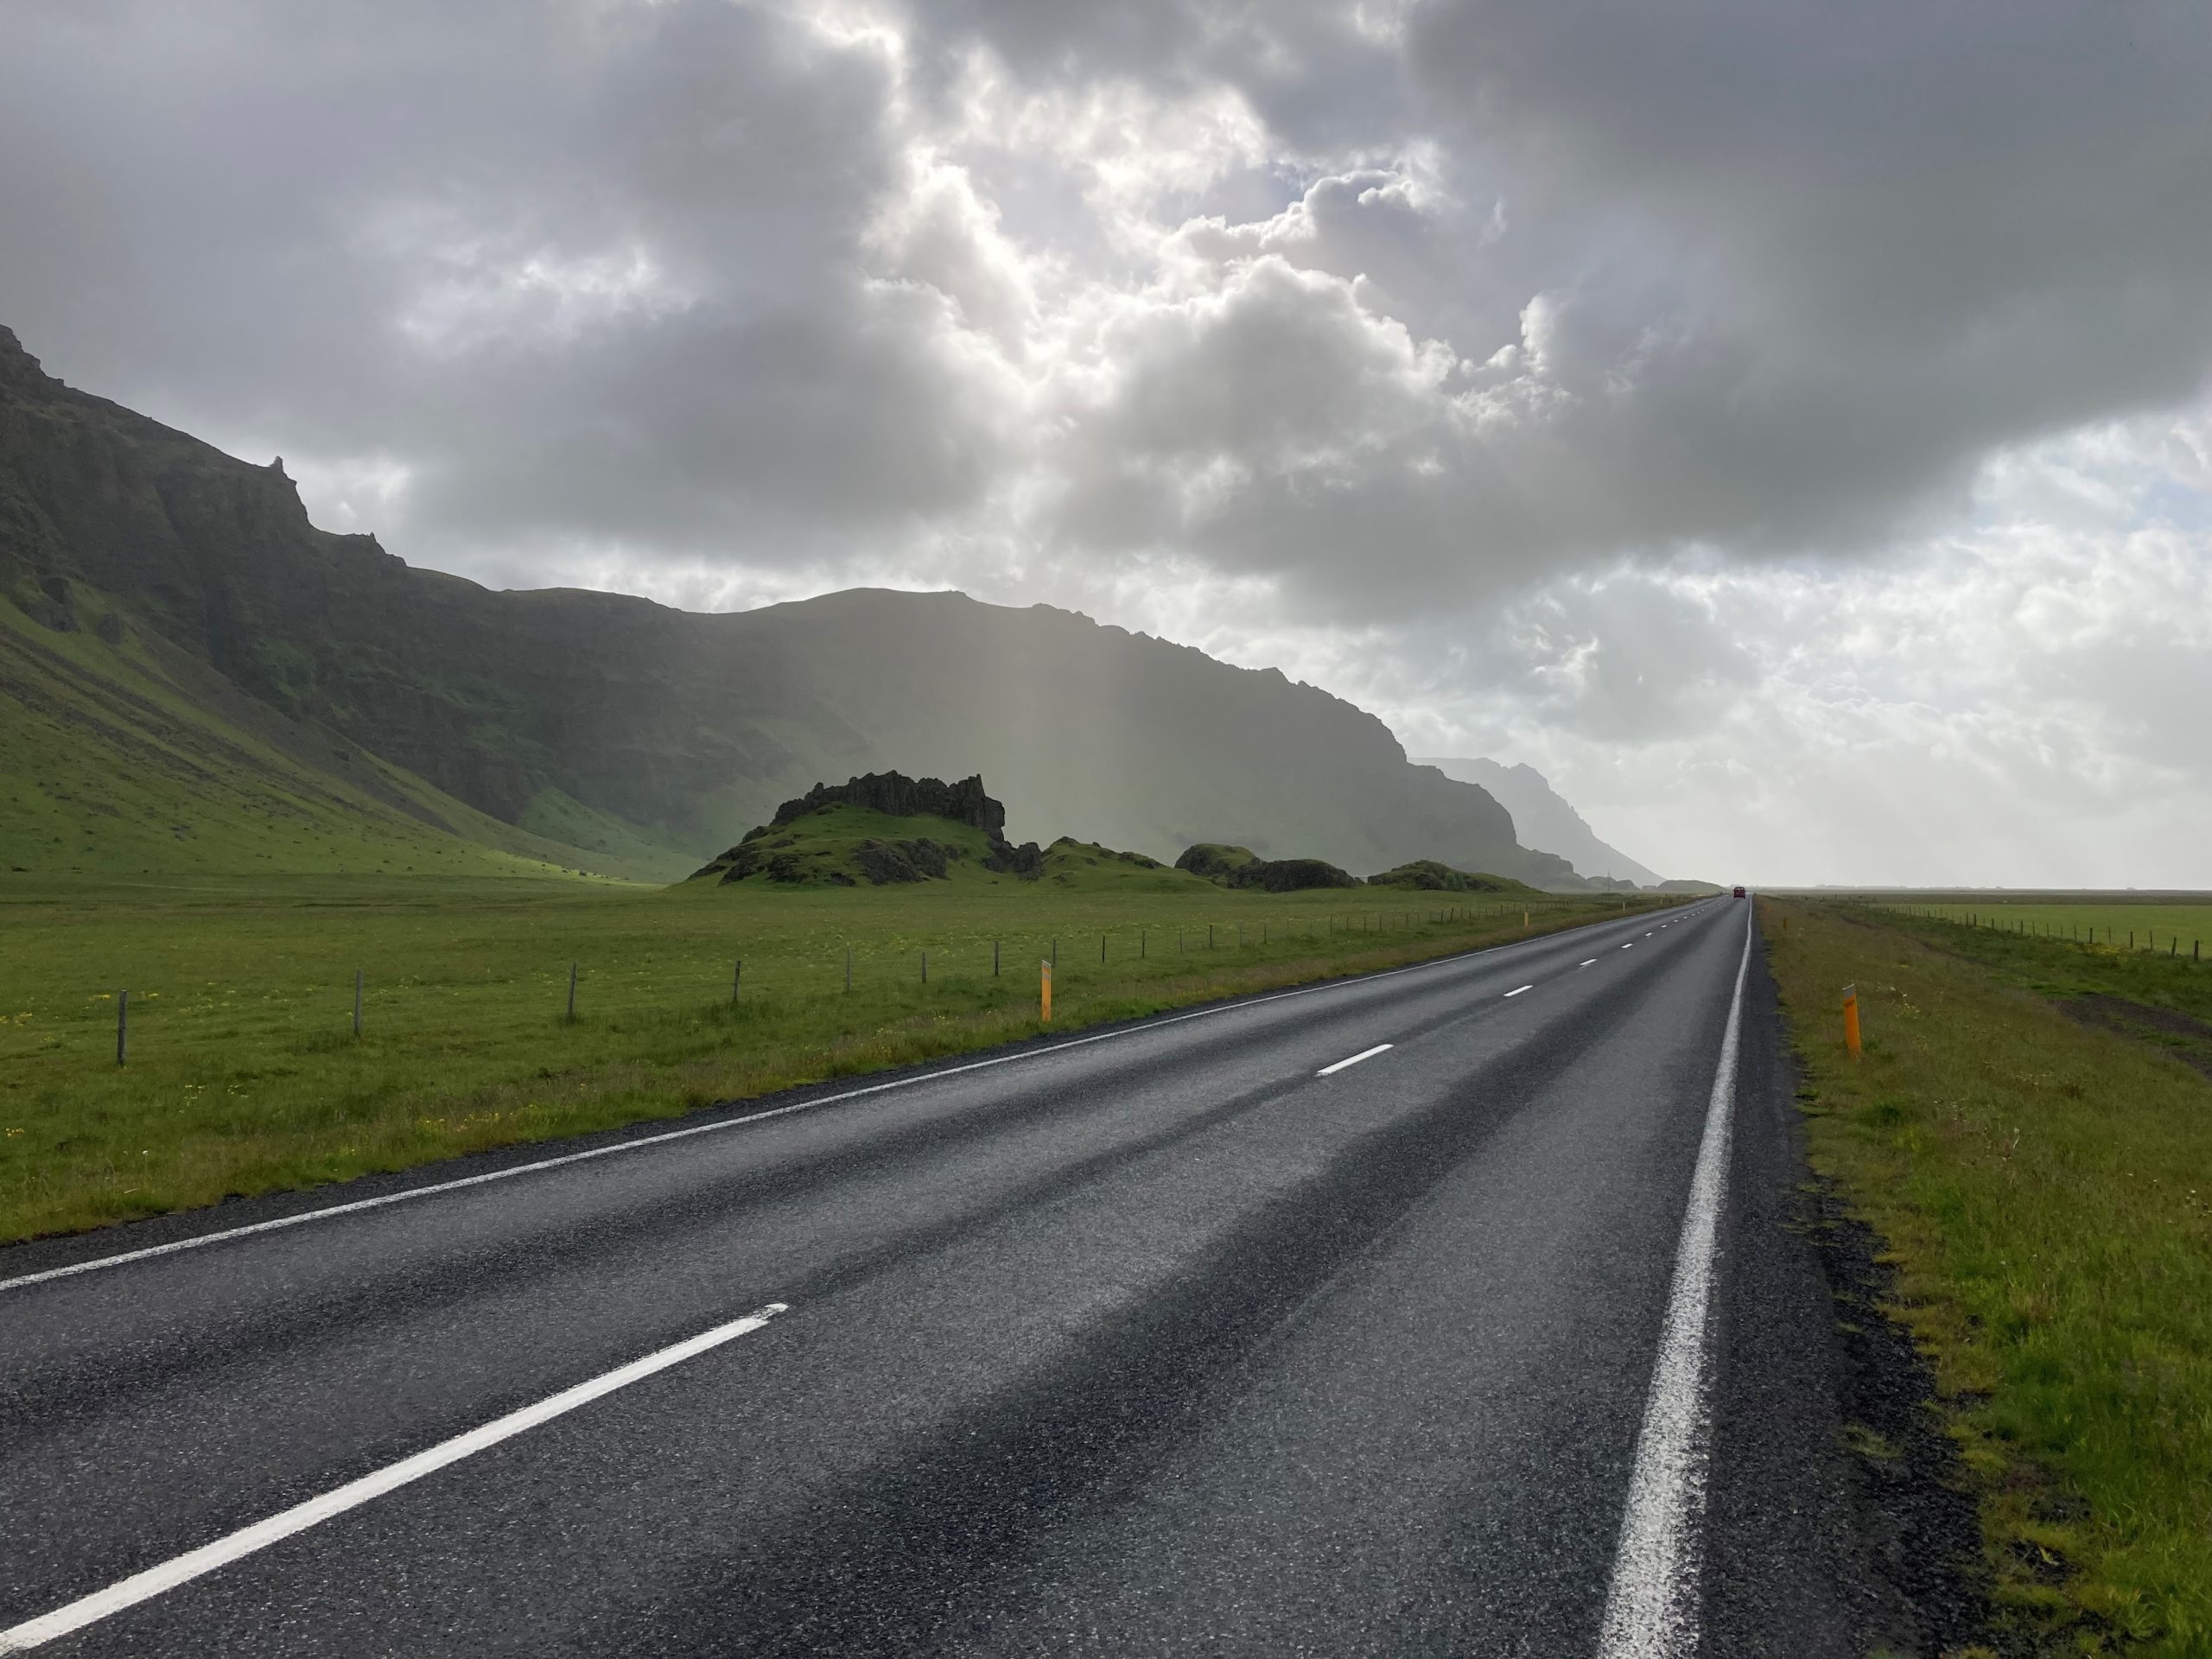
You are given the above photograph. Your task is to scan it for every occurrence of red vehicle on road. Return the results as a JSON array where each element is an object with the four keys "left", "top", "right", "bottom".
[{"left": 1732, "top": 886, "right": 1747, "bottom": 898}]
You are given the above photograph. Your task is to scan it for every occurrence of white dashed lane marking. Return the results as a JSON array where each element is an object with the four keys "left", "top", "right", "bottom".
[{"left": 1317, "top": 1043, "right": 1394, "bottom": 1077}]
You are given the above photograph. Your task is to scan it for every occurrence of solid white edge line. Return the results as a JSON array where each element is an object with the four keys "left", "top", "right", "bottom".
[
  {"left": 3, "top": 902, "right": 1701, "bottom": 1295},
  {"left": 1315, "top": 1042, "right": 1393, "bottom": 1077},
  {"left": 1596, "top": 901, "right": 1755, "bottom": 1659},
  {"left": 0, "top": 1302, "right": 790, "bottom": 1653},
  {"left": 1503, "top": 985, "right": 1534, "bottom": 997}
]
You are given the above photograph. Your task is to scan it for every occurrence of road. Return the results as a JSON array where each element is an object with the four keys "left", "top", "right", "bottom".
[{"left": 1, "top": 897, "right": 1876, "bottom": 1656}]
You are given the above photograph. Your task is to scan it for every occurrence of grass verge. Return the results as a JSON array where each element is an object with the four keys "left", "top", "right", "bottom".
[
  {"left": 1762, "top": 897, "right": 2212, "bottom": 1656},
  {"left": 0, "top": 874, "right": 1664, "bottom": 1244}
]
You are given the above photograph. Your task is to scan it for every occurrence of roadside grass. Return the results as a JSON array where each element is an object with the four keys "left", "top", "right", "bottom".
[
  {"left": 1763, "top": 898, "right": 2212, "bottom": 1655},
  {"left": 0, "top": 873, "right": 1661, "bottom": 1244}
]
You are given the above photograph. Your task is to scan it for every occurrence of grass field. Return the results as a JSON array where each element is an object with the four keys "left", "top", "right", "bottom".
[
  {"left": 0, "top": 870, "right": 1662, "bottom": 1244},
  {"left": 1872, "top": 897, "right": 2212, "bottom": 959},
  {"left": 1764, "top": 897, "right": 2212, "bottom": 1655}
]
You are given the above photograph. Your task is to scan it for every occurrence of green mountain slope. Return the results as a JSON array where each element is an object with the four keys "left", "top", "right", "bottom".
[
  {"left": 0, "top": 582, "right": 682, "bottom": 880},
  {"left": 0, "top": 323, "right": 1594, "bottom": 887}
]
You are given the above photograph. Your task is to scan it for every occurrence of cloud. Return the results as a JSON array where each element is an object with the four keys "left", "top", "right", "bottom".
[{"left": 3, "top": 0, "right": 2209, "bottom": 881}]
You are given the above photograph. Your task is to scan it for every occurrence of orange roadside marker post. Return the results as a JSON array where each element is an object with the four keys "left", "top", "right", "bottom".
[
  {"left": 1041, "top": 959, "right": 1052, "bottom": 1023},
  {"left": 1842, "top": 982, "right": 1861, "bottom": 1059}
]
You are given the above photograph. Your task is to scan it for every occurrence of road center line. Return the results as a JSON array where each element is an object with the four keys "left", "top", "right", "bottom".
[
  {"left": 1596, "top": 902, "right": 1754, "bottom": 1658},
  {"left": 1316, "top": 1043, "right": 1393, "bottom": 1077},
  {"left": 1503, "top": 985, "right": 1534, "bottom": 997},
  {"left": 1622, "top": 943, "right": 1634, "bottom": 950},
  {"left": 0, "top": 1302, "right": 791, "bottom": 1654},
  {"left": 1580, "top": 959, "right": 1598, "bottom": 968}
]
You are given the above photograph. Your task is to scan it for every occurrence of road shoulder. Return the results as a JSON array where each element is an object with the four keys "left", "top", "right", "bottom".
[{"left": 1700, "top": 910, "right": 1991, "bottom": 1656}]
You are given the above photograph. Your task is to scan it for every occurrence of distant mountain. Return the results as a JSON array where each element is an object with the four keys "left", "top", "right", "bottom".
[
  {"left": 1414, "top": 758, "right": 1663, "bottom": 887},
  {"left": 0, "top": 323, "right": 1597, "bottom": 887}
]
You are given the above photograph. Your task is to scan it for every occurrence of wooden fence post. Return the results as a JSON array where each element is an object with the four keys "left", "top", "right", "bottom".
[
  {"left": 566, "top": 962, "right": 577, "bottom": 1022},
  {"left": 116, "top": 989, "right": 128, "bottom": 1066}
]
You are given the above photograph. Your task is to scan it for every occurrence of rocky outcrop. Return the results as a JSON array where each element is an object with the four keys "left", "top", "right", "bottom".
[
  {"left": 768, "top": 772, "right": 1007, "bottom": 839},
  {"left": 1367, "top": 859, "right": 1528, "bottom": 893},
  {"left": 690, "top": 771, "right": 1043, "bottom": 885},
  {"left": 1176, "top": 842, "right": 1358, "bottom": 892},
  {"left": 1173, "top": 842, "right": 1256, "bottom": 882}
]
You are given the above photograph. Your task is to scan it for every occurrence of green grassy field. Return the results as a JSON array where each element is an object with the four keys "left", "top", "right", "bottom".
[
  {"left": 1764, "top": 898, "right": 2212, "bottom": 1655},
  {"left": 1874, "top": 897, "right": 2212, "bottom": 959},
  {"left": 0, "top": 868, "right": 1661, "bottom": 1244}
]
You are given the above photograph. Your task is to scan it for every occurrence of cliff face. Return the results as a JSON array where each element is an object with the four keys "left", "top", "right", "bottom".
[
  {"left": 1414, "top": 756, "right": 1662, "bottom": 887},
  {"left": 0, "top": 323, "right": 1590, "bottom": 885}
]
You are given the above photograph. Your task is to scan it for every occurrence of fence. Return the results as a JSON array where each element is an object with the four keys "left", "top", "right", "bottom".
[
  {"left": 1886, "top": 904, "right": 2203, "bottom": 962},
  {"left": 74, "top": 894, "right": 1675, "bottom": 1065}
]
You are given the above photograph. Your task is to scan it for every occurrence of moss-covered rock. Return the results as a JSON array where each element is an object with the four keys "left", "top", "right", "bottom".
[
  {"left": 690, "top": 772, "right": 1042, "bottom": 887},
  {"left": 1366, "top": 859, "right": 1531, "bottom": 893},
  {"left": 1173, "top": 842, "right": 1258, "bottom": 881},
  {"left": 1175, "top": 842, "right": 1359, "bottom": 892}
]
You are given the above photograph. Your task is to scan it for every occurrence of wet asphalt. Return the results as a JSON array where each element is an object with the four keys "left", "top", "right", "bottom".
[{"left": 0, "top": 896, "right": 1869, "bottom": 1656}]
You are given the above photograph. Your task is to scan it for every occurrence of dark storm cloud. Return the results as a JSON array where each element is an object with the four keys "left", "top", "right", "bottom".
[
  {"left": 0, "top": 0, "right": 1008, "bottom": 563},
  {"left": 3, "top": 0, "right": 2210, "bottom": 614},
  {"left": 1390, "top": 0, "right": 2212, "bottom": 553}
]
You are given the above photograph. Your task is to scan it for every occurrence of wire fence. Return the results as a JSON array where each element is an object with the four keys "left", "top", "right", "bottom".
[{"left": 67, "top": 896, "right": 1666, "bottom": 1066}]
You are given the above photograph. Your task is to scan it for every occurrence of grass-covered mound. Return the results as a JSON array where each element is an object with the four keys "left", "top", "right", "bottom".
[
  {"left": 1042, "top": 838, "right": 1214, "bottom": 893},
  {"left": 1367, "top": 859, "right": 1532, "bottom": 893},
  {"left": 692, "top": 774, "right": 1235, "bottom": 893},
  {"left": 689, "top": 804, "right": 1007, "bottom": 887},
  {"left": 1174, "top": 842, "right": 1360, "bottom": 892},
  {"left": 686, "top": 773, "right": 1040, "bottom": 887},
  {"left": 1174, "top": 842, "right": 1257, "bottom": 881}
]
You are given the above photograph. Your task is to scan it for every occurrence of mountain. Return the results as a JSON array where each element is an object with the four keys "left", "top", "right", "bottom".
[
  {"left": 1413, "top": 758, "right": 1663, "bottom": 888},
  {"left": 0, "top": 323, "right": 1594, "bottom": 887},
  {"left": 0, "top": 572, "right": 653, "bottom": 880}
]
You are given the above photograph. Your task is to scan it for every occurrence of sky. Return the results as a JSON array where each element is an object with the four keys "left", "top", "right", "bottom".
[{"left": 4, "top": 0, "right": 2209, "bottom": 887}]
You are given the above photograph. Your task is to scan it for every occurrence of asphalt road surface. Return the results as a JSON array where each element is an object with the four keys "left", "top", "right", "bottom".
[{"left": 2, "top": 896, "right": 1878, "bottom": 1656}]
